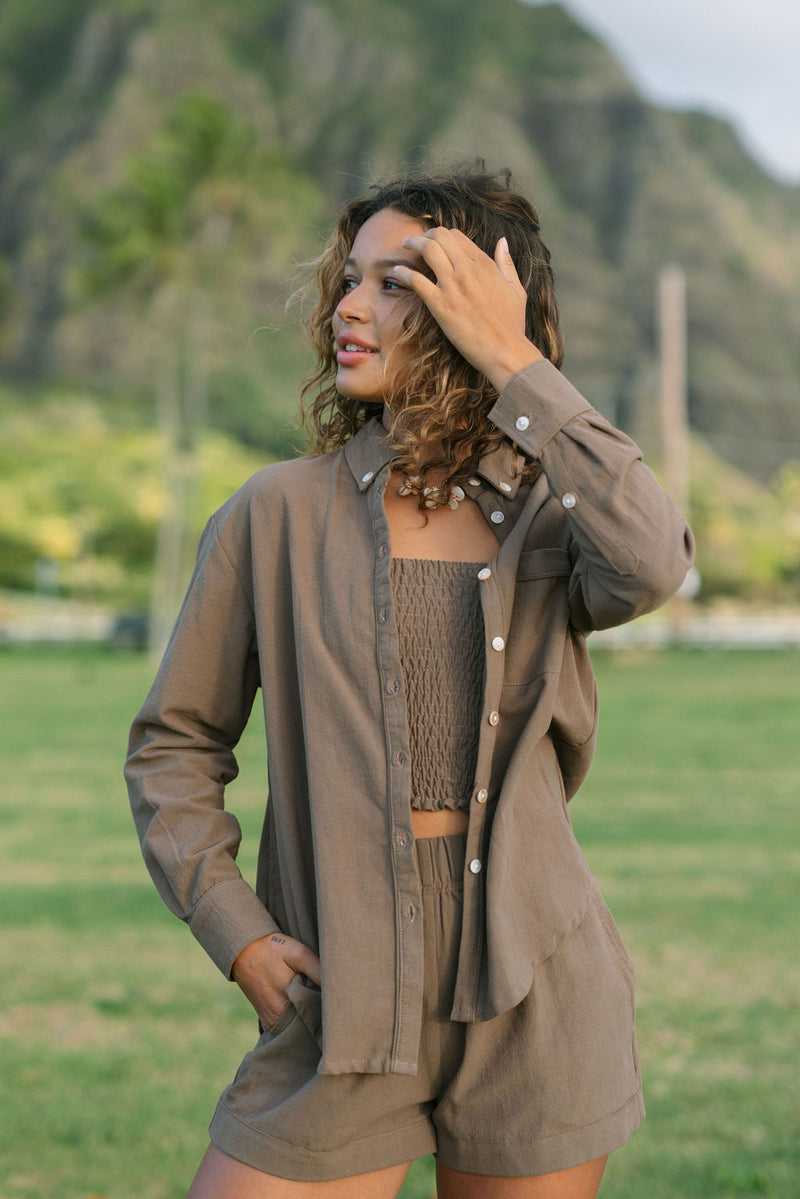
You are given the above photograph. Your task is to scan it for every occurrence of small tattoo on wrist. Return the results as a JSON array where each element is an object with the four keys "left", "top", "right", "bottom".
[{"left": 270, "top": 935, "right": 287, "bottom": 945}]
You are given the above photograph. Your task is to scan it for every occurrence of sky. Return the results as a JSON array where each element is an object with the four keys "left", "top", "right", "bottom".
[{"left": 524, "top": 0, "right": 800, "bottom": 184}]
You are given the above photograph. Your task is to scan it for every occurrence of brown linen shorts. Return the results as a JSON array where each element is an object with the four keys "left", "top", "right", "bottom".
[{"left": 209, "top": 834, "right": 645, "bottom": 1182}]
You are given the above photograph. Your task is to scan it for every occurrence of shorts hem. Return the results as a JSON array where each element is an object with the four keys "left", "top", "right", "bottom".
[
  {"left": 208, "top": 1101, "right": 437, "bottom": 1183},
  {"left": 435, "top": 1086, "right": 646, "bottom": 1177}
]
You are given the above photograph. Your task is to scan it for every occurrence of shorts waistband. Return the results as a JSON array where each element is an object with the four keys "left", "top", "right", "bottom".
[{"left": 413, "top": 832, "right": 467, "bottom": 894}]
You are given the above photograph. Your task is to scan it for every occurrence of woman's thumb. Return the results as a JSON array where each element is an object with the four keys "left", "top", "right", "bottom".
[{"left": 495, "top": 236, "right": 519, "bottom": 279}]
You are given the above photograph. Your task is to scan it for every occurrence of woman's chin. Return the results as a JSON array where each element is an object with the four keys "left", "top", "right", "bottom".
[{"left": 336, "top": 374, "right": 385, "bottom": 405}]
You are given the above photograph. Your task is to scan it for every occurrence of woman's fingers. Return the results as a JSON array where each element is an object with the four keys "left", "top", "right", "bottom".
[
  {"left": 494, "top": 235, "right": 524, "bottom": 286},
  {"left": 283, "top": 938, "right": 322, "bottom": 986},
  {"left": 392, "top": 226, "right": 538, "bottom": 388}
]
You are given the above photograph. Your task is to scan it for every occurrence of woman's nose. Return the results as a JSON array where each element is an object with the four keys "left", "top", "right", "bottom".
[{"left": 335, "top": 283, "right": 367, "bottom": 322}]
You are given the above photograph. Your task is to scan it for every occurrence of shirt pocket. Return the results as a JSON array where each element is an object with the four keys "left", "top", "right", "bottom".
[{"left": 503, "top": 548, "right": 572, "bottom": 686}]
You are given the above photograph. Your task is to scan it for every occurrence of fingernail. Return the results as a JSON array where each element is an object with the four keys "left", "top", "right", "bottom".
[{"left": 499, "top": 236, "right": 509, "bottom": 254}]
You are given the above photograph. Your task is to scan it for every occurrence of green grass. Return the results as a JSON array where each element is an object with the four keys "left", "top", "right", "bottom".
[{"left": 1, "top": 647, "right": 798, "bottom": 1197}]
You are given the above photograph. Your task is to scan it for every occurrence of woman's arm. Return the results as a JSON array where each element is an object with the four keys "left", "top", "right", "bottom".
[
  {"left": 125, "top": 508, "right": 320, "bottom": 1021},
  {"left": 491, "top": 360, "right": 695, "bottom": 630},
  {"left": 395, "top": 229, "right": 694, "bottom": 630}
]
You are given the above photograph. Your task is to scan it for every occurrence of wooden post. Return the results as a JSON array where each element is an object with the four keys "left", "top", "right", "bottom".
[
  {"left": 658, "top": 264, "right": 692, "bottom": 635},
  {"left": 659, "top": 264, "right": 689, "bottom": 517}
]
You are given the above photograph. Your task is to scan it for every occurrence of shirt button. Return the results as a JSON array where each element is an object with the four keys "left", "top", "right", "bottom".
[
  {"left": 490, "top": 510, "right": 504, "bottom": 524},
  {"left": 361, "top": 471, "right": 374, "bottom": 483},
  {"left": 515, "top": 415, "right": 530, "bottom": 431},
  {"left": 499, "top": 481, "right": 512, "bottom": 492},
  {"left": 477, "top": 567, "right": 492, "bottom": 581},
  {"left": 468, "top": 477, "right": 481, "bottom": 487},
  {"left": 378, "top": 542, "right": 388, "bottom": 558},
  {"left": 393, "top": 750, "right": 406, "bottom": 767},
  {"left": 562, "top": 492, "right": 577, "bottom": 509},
  {"left": 378, "top": 607, "right": 388, "bottom": 624},
  {"left": 476, "top": 788, "right": 488, "bottom": 804},
  {"left": 394, "top": 828, "right": 409, "bottom": 849},
  {"left": 386, "top": 677, "right": 400, "bottom": 696},
  {"left": 469, "top": 859, "right": 482, "bottom": 874},
  {"left": 488, "top": 710, "right": 500, "bottom": 726},
  {"left": 491, "top": 636, "right": 505, "bottom": 652}
]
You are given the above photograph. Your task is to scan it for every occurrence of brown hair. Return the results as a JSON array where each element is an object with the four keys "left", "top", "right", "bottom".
[{"left": 298, "top": 165, "right": 563, "bottom": 505}]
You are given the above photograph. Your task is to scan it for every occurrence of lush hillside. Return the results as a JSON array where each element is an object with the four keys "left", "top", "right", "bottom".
[{"left": 1, "top": 0, "right": 798, "bottom": 604}]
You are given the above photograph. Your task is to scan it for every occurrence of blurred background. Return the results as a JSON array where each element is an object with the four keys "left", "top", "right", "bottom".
[
  {"left": 1, "top": 2, "right": 798, "bottom": 1197},
  {"left": 0, "top": 0, "right": 799, "bottom": 648}
]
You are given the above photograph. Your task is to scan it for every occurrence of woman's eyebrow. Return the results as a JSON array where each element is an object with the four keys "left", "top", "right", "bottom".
[{"left": 344, "top": 256, "right": 421, "bottom": 271}]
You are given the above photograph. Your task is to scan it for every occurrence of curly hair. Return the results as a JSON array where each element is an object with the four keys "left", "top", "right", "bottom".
[{"left": 297, "top": 164, "right": 564, "bottom": 506}]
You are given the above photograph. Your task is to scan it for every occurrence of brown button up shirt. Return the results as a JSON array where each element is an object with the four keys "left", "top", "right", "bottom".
[{"left": 125, "top": 359, "right": 694, "bottom": 1075}]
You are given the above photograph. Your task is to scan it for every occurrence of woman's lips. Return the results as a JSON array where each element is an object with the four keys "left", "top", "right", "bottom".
[{"left": 336, "top": 341, "right": 378, "bottom": 366}]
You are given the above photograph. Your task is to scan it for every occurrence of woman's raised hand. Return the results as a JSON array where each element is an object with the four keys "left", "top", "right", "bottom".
[
  {"left": 394, "top": 228, "right": 543, "bottom": 392},
  {"left": 231, "top": 933, "right": 321, "bottom": 1030}
]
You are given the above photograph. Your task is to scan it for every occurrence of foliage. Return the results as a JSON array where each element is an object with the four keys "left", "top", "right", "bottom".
[
  {"left": 0, "top": 387, "right": 276, "bottom": 605},
  {"left": 688, "top": 440, "right": 800, "bottom": 601},
  {"left": 0, "top": 0, "right": 799, "bottom": 607},
  {"left": 78, "top": 89, "right": 322, "bottom": 298},
  {"left": 0, "top": 0, "right": 96, "bottom": 123}
]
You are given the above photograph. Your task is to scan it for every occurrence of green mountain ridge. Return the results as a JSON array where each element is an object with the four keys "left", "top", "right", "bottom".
[
  {"left": 2, "top": 0, "right": 798, "bottom": 475},
  {"left": 0, "top": 0, "right": 798, "bottom": 605}
]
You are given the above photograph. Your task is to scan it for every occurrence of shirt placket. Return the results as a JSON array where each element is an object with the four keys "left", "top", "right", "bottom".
[
  {"left": 449, "top": 483, "right": 534, "bottom": 1021},
  {"left": 367, "top": 466, "right": 425, "bottom": 1073}
]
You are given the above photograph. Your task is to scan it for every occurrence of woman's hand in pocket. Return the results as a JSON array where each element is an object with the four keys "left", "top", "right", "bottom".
[{"left": 231, "top": 933, "right": 321, "bottom": 1029}]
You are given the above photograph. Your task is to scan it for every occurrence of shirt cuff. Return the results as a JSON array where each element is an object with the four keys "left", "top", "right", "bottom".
[
  {"left": 488, "top": 359, "right": 593, "bottom": 457},
  {"left": 189, "top": 875, "right": 281, "bottom": 979}
]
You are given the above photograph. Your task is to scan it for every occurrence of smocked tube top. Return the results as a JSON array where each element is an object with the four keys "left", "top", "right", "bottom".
[{"left": 389, "top": 558, "right": 486, "bottom": 812}]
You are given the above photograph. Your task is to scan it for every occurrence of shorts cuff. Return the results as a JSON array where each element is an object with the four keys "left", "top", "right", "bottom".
[
  {"left": 435, "top": 1086, "right": 646, "bottom": 1177},
  {"left": 209, "top": 1100, "right": 436, "bottom": 1183}
]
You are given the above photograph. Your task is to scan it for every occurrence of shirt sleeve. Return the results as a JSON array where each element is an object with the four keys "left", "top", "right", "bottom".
[
  {"left": 124, "top": 510, "right": 280, "bottom": 978},
  {"left": 489, "top": 358, "right": 695, "bottom": 632}
]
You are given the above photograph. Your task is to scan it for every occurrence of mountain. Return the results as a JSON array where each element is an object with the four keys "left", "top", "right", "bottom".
[
  {"left": 2, "top": 0, "right": 799, "bottom": 475},
  {"left": 0, "top": 0, "right": 798, "bottom": 606}
]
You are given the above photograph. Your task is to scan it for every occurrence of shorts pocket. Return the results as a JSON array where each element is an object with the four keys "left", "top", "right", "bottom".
[
  {"left": 287, "top": 973, "right": 323, "bottom": 1048},
  {"left": 265, "top": 994, "right": 297, "bottom": 1039}
]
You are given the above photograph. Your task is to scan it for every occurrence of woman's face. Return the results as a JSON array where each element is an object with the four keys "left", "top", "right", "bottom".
[{"left": 332, "top": 207, "right": 429, "bottom": 405}]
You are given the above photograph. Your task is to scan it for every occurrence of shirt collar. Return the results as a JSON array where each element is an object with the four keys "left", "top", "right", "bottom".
[{"left": 344, "top": 416, "right": 525, "bottom": 498}]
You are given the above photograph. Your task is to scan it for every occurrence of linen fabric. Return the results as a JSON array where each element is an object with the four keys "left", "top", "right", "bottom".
[
  {"left": 125, "top": 358, "right": 694, "bottom": 1076},
  {"left": 208, "top": 834, "right": 645, "bottom": 1180}
]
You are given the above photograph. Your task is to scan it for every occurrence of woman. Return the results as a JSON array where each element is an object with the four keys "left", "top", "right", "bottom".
[{"left": 126, "top": 166, "right": 694, "bottom": 1198}]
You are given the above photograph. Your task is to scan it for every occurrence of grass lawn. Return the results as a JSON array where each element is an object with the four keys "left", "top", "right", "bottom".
[{"left": 0, "top": 646, "right": 798, "bottom": 1197}]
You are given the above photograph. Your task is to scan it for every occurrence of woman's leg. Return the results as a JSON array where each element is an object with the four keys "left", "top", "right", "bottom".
[
  {"left": 186, "top": 1144, "right": 411, "bottom": 1199},
  {"left": 435, "top": 1155, "right": 608, "bottom": 1199}
]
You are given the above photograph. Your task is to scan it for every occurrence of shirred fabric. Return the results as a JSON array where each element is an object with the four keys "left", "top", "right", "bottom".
[
  {"left": 125, "top": 358, "right": 695, "bottom": 1076},
  {"left": 390, "top": 558, "right": 485, "bottom": 811}
]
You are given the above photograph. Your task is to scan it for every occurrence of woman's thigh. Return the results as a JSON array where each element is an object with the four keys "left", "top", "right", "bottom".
[
  {"left": 435, "top": 1155, "right": 608, "bottom": 1199},
  {"left": 186, "top": 1144, "right": 411, "bottom": 1199}
]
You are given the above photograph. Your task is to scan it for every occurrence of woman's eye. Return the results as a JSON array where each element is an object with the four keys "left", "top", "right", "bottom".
[
  {"left": 383, "top": 278, "right": 406, "bottom": 291},
  {"left": 341, "top": 277, "right": 359, "bottom": 292}
]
